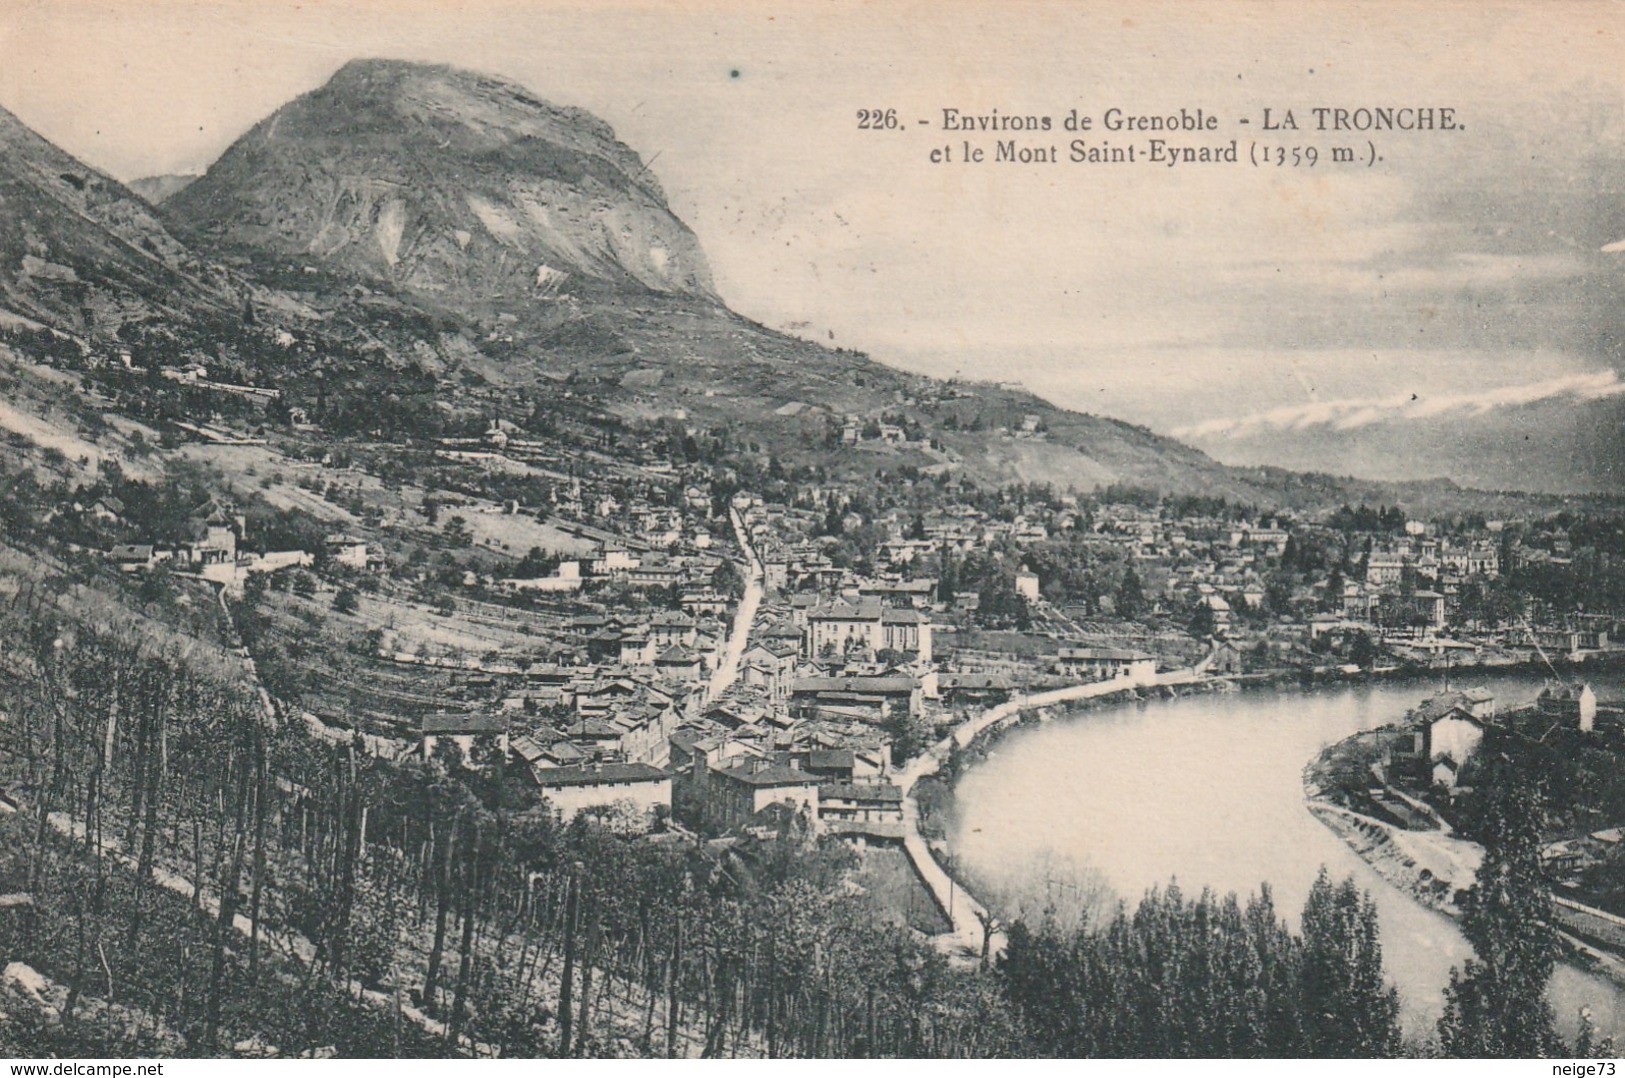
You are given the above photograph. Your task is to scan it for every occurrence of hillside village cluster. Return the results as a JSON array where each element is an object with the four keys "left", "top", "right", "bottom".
[{"left": 87, "top": 413, "right": 1624, "bottom": 842}]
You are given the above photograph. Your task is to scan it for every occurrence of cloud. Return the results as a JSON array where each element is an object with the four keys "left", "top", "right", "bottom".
[{"left": 1174, "top": 369, "right": 1625, "bottom": 441}]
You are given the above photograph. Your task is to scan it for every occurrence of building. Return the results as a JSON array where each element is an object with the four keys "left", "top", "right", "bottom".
[
  {"left": 324, "top": 534, "right": 369, "bottom": 570},
  {"left": 109, "top": 543, "right": 159, "bottom": 571},
  {"left": 804, "top": 598, "right": 932, "bottom": 661},
  {"left": 420, "top": 712, "right": 509, "bottom": 764},
  {"left": 1054, "top": 647, "right": 1156, "bottom": 682},
  {"left": 1366, "top": 555, "right": 1407, "bottom": 586},
  {"left": 185, "top": 522, "right": 237, "bottom": 566},
  {"left": 937, "top": 672, "right": 1015, "bottom": 707},
  {"left": 1539, "top": 681, "right": 1598, "bottom": 733},
  {"left": 706, "top": 758, "right": 820, "bottom": 830},
  {"left": 649, "top": 611, "right": 699, "bottom": 649},
  {"left": 654, "top": 645, "right": 704, "bottom": 685},
  {"left": 1416, "top": 692, "right": 1490, "bottom": 789},
  {"left": 1414, "top": 589, "right": 1447, "bottom": 631},
  {"left": 790, "top": 675, "right": 923, "bottom": 723},
  {"left": 817, "top": 782, "right": 904, "bottom": 838},
  {"left": 1532, "top": 626, "right": 1610, "bottom": 661},
  {"left": 740, "top": 642, "right": 797, "bottom": 700},
  {"left": 1014, "top": 570, "right": 1041, "bottom": 602},
  {"left": 503, "top": 561, "right": 582, "bottom": 593},
  {"left": 532, "top": 763, "right": 672, "bottom": 830}
]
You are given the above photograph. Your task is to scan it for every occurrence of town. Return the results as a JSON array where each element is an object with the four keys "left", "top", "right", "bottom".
[
  {"left": 66, "top": 396, "right": 1622, "bottom": 868},
  {"left": 1, "top": 31, "right": 1622, "bottom": 1057}
]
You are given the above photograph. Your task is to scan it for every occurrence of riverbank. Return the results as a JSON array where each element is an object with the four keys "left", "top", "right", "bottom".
[
  {"left": 1304, "top": 802, "right": 1470, "bottom": 916},
  {"left": 1258, "top": 649, "right": 1625, "bottom": 696},
  {"left": 896, "top": 664, "right": 1213, "bottom": 963},
  {"left": 1303, "top": 725, "right": 1625, "bottom": 988}
]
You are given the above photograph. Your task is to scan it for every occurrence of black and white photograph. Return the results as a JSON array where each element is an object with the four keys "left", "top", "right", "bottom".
[{"left": 0, "top": 0, "right": 1623, "bottom": 1063}]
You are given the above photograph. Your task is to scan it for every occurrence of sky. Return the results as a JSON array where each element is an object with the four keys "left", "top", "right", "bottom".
[{"left": 1, "top": 0, "right": 1624, "bottom": 474}]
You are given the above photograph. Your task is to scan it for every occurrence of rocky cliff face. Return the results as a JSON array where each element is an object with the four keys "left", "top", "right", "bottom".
[
  {"left": 166, "top": 59, "right": 715, "bottom": 313},
  {"left": 0, "top": 106, "right": 231, "bottom": 335}
]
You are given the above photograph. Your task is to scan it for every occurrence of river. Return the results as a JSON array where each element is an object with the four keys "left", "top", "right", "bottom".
[{"left": 948, "top": 671, "right": 1625, "bottom": 1039}]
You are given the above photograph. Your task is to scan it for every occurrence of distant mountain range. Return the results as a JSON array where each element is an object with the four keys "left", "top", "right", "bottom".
[
  {"left": 1183, "top": 390, "right": 1625, "bottom": 496},
  {"left": 0, "top": 58, "right": 1615, "bottom": 510}
]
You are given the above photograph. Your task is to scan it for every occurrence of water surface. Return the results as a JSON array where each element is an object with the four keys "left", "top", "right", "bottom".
[{"left": 950, "top": 672, "right": 1625, "bottom": 1038}]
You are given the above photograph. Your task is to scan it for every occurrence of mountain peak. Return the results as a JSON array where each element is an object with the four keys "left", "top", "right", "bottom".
[{"left": 165, "top": 58, "right": 715, "bottom": 310}]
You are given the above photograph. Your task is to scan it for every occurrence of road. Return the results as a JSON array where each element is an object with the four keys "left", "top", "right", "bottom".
[
  {"left": 897, "top": 664, "right": 1207, "bottom": 963},
  {"left": 707, "top": 505, "right": 764, "bottom": 700}
]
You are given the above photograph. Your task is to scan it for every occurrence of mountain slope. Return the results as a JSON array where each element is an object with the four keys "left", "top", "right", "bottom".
[
  {"left": 2, "top": 59, "right": 1597, "bottom": 508},
  {"left": 128, "top": 173, "right": 200, "bottom": 206},
  {"left": 167, "top": 59, "right": 714, "bottom": 312},
  {"left": 159, "top": 59, "right": 1301, "bottom": 498},
  {"left": 0, "top": 106, "right": 234, "bottom": 335}
]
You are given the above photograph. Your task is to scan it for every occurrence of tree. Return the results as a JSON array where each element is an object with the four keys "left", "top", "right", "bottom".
[
  {"left": 444, "top": 515, "right": 472, "bottom": 546},
  {"left": 712, "top": 557, "right": 745, "bottom": 600},
  {"left": 1115, "top": 567, "right": 1145, "bottom": 619},
  {"left": 1188, "top": 601, "right": 1217, "bottom": 640},
  {"left": 976, "top": 576, "right": 1031, "bottom": 631},
  {"left": 936, "top": 553, "right": 960, "bottom": 604},
  {"left": 1300, "top": 869, "right": 1400, "bottom": 1056},
  {"left": 333, "top": 587, "right": 359, "bottom": 615},
  {"left": 1348, "top": 630, "right": 1378, "bottom": 669},
  {"left": 881, "top": 707, "right": 930, "bottom": 765},
  {"left": 998, "top": 874, "right": 1403, "bottom": 1057},
  {"left": 1437, "top": 771, "right": 1563, "bottom": 1057}
]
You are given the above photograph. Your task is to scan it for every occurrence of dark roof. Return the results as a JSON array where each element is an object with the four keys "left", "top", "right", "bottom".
[
  {"left": 822, "top": 819, "right": 904, "bottom": 840},
  {"left": 532, "top": 763, "right": 669, "bottom": 787},
  {"left": 712, "top": 761, "right": 819, "bottom": 788},
  {"left": 421, "top": 713, "right": 508, "bottom": 736},
  {"left": 510, "top": 734, "right": 548, "bottom": 762},
  {"left": 1539, "top": 682, "right": 1592, "bottom": 702},
  {"left": 860, "top": 579, "right": 934, "bottom": 593},
  {"left": 818, "top": 782, "right": 902, "bottom": 803},
  {"left": 657, "top": 645, "right": 699, "bottom": 664},
  {"left": 1416, "top": 691, "right": 1491, "bottom": 723},
  {"left": 566, "top": 718, "right": 625, "bottom": 739},
  {"left": 939, "top": 673, "right": 1014, "bottom": 690},
  {"left": 1057, "top": 647, "right": 1153, "bottom": 662},
  {"left": 669, "top": 729, "right": 706, "bottom": 753},
  {"left": 807, "top": 598, "right": 925, "bottom": 624},
  {"left": 806, "top": 749, "right": 855, "bottom": 771},
  {"left": 792, "top": 676, "right": 917, "bottom": 694},
  {"left": 542, "top": 740, "right": 587, "bottom": 762}
]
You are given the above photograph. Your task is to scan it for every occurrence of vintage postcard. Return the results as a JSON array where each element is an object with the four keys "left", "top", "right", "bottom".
[{"left": 0, "top": 0, "right": 1621, "bottom": 1064}]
